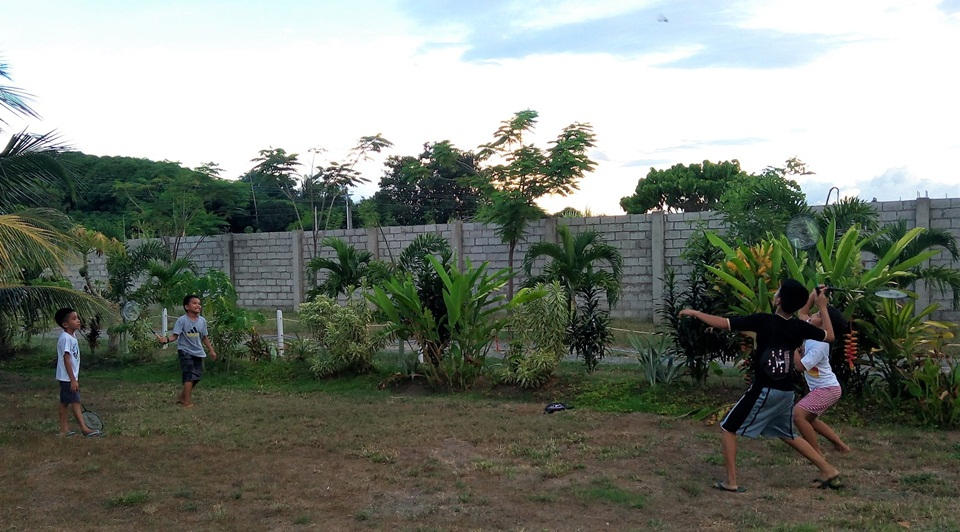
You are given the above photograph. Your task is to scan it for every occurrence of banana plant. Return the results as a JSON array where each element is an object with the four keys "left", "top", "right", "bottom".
[
  {"left": 704, "top": 218, "right": 942, "bottom": 317},
  {"left": 703, "top": 232, "right": 804, "bottom": 314},
  {"left": 367, "top": 256, "right": 541, "bottom": 389}
]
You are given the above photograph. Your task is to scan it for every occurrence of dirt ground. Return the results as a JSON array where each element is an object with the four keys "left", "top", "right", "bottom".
[{"left": 2, "top": 370, "right": 959, "bottom": 531}]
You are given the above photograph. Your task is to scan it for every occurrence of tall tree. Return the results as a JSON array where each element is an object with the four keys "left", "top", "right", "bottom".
[
  {"left": 619, "top": 160, "right": 746, "bottom": 214},
  {"left": 242, "top": 148, "right": 301, "bottom": 232},
  {"left": 371, "top": 141, "right": 481, "bottom": 225},
  {"left": 318, "top": 134, "right": 393, "bottom": 230},
  {"left": 717, "top": 167, "right": 809, "bottom": 245},
  {"left": 476, "top": 110, "right": 597, "bottom": 299}
]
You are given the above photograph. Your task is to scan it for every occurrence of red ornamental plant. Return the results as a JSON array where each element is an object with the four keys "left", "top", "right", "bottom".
[{"left": 844, "top": 327, "right": 858, "bottom": 370}]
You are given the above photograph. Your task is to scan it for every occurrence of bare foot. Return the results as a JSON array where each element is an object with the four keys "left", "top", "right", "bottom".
[
  {"left": 834, "top": 443, "right": 851, "bottom": 454},
  {"left": 815, "top": 466, "right": 840, "bottom": 484},
  {"left": 180, "top": 402, "right": 194, "bottom": 408}
]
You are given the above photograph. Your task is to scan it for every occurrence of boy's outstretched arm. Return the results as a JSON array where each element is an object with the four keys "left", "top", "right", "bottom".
[
  {"left": 679, "top": 309, "right": 731, "bottom": 330},
  {"left": 156, "top": 332, "right": 179, "bottom": 345}
]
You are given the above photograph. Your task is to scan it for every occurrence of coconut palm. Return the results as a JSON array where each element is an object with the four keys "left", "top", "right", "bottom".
[
  {"left": 862, "top": 219, "right": 960, "bottom": 308},
  {"left": 522, "top": 224, "right": 623, "bottom": 311},
  {"left": 307, "top": 236, "right": 374, "bottom": 298},
  {"left": 0, "top": 59, "right": 110, "bottom": 350}
]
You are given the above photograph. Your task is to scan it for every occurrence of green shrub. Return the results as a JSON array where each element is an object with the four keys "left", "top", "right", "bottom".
[
  {"left": 568, "top": 285, "right": 612, "bottom": 372},
  {"left": 630, "top": 334, "right": 686, "bottom": 387},
  {"left": 300, "top": 295, "right": 384, "bottom": 378},
  {"left": 189, "top": 270, "right": 264, "bottom": 363},
  {"left": 503, "top": 282, "right": 568, "bottom": 389},
  {"left": 368, "top": 257, "right": 539, "bottom": 389}
]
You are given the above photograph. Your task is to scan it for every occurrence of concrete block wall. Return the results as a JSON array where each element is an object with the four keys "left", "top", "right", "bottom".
[
  {"left": 232, "top": 232, "right": 298, "bottom": 308},
  {"left": 67, "top": 198, "right": 960, "bottom": 323},
  {"left": 925, "top": 198, "right": 960, "bottom": 324}
]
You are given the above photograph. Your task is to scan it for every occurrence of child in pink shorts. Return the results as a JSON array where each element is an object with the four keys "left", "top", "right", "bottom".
[{"left": 794, "top": 305, "right": 851, "bottom": 457}]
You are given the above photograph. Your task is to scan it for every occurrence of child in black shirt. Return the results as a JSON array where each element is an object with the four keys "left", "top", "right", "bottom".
[{"left": 680, "top": 279, "right": 841, "bottom": 492}]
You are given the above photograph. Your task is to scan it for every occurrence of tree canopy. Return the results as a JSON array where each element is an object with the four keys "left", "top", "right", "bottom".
[{"left": 619, "top": 160, "right": 746, "bottom": 214}]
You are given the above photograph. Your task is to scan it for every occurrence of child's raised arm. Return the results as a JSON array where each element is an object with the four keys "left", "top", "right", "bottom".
[
  {"left": 814, "top": 289, "right": 835, "bottom": 342},
  {"left": 679, "top": 309, "right": 731, "bottom": 330}
]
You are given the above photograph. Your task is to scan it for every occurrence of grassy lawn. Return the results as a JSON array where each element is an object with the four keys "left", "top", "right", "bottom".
[{"left": 2, "top": 349, "right": 959, "bottom": 531}]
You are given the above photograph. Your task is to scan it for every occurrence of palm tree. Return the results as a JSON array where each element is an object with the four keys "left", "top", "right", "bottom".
[
  {"left": 479, "top": 190, "right": 545, "bottom": 300},
  {"left": 306, "top": 237, "right": 373, "bottom": 298},
  {"left": 816, "top": 197, "right": 880, "bottom": 236},
  {"left": 135, "top": 257, "right": 198, "bottom": 309},
  {"left": 0, "top": 58, "right": 110, "bottom": 349},
  {"left": 862, "top": 219, "right": 960, "bottom": 308},
  {"left": 0, "top": 59, "right": 38, "bottom": 123},
  {"left": 522, "top": 224, "right": 623, "bottom": 312}
]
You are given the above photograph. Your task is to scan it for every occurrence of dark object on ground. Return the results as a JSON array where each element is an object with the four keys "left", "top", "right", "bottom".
[
  {"left": 713, "top": 480, "right": 746, "bottom": 493},
  {"left": 544, "top": 402, "right": 574, "bottom": 414}
]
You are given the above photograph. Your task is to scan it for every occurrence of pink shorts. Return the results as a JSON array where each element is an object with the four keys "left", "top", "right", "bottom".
[{"left": 796, "top": 386, "right": 842, "bottom": 416}]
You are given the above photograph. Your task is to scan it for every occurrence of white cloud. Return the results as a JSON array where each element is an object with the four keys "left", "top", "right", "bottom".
[{"left": 2, "top": 1, "right": 958, "bottom": 217}]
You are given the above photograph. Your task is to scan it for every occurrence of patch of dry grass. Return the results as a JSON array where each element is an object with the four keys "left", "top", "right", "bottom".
[{"left": 1, "top": 369, "right": 959, "bottom": 530}]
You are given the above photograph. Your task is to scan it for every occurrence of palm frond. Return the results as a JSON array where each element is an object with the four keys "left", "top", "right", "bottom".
[
  {"left": 0, "top": 212, "right": 75, "bottom": 278},
  {"left": 913, "top": 265, "right": 960, "bottom": 309},
  {"left": 0, "top": 130, "right": 74, "bottom": 210},
  {"left": 0, "top": 59, "right": 40, "bottom": 123},
  {"left": 0, "top": 284, "right": 114, "bottom": 323},
  {"left": 396, "top": 233, "right": 450, "bottom": 273}
]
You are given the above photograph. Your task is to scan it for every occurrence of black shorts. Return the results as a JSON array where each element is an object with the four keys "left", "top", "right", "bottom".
[
  {"left": 59, "top": 380, "right": 81, "bottom": 405},
  {"left": 178, "top": 350, "right": 204, "bottom": 383}
]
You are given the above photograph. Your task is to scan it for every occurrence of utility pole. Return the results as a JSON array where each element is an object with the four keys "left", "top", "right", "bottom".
[{"left": 345, "top": 193, "right": 352, "bottom": 230}]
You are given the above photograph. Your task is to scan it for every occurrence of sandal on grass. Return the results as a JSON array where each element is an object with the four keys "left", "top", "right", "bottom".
[
  {"left": 814, "top": 476, "right": 842, "bottom": 490},
  {"left": 712, "top": 480, "right": 746, "bottom": 493}
]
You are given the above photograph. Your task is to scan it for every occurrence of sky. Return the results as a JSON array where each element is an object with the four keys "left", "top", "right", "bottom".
[{"left": 2, "top": 0, "right": 959, "bottom": 214}]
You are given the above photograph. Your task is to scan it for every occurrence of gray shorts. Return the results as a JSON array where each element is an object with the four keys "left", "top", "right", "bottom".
[
  {"left": 721, "top": 386, "right": 796, "bottom": 439},
  {"left": 59, "top": 380, "right": 81, "bottom": 405},
  {"left": 178, "top": 350, "right": 204, "bottom": 383}
]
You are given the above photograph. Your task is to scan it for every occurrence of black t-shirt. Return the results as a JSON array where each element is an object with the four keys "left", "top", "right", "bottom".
[{"left": 728, "top": 313, "right": 827, "bottom": 391}]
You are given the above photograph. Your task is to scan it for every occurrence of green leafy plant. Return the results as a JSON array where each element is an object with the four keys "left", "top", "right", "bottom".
[
  {"left": 903, "top": 356, "right": 960, "bottom": 427},
  {"left": 299, "top": 295, "right": 384, "bottom": 378},
  {"left": 568, "top": 285, "right": 612, "bottom": 372},
  {"left": 120, "top": 319, "right": 156, "bottom": 362},
  {"left": 189, "top": 269, "right": 264, "bottom": 365},
  {"left": 284, "top": 335, "right": 321, "bottom": 362},
  {"left": 630, "top": 334, "right": 686, "bottom": 387},
  {"left": 502, "top": 281, "right": 568, "bottom": 389},
  {"left": 306, "top": 236, "right": 373, "bottom": 299},
  {"left": 522, "top": 224, "right": 623, "bottom": 311},
  {"left": 857, "top": 298, "right": 951, "bottom": 397},
  {"left": 244, "top": 331, "right": 275, "bottom": 363},
  {"left": 368, "top": 256, "right": 537, "bottom": 389},
  {"left": 659, "top": 266, "right": 739, "bottom": 384}
]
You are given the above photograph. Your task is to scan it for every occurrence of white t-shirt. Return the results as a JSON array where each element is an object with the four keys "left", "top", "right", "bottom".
[
  {"left": 55, "top": 330, "right": 81, "bottom": 382},
  {"left": 800, "top": 339, "right": 840, "bottom": 390}
]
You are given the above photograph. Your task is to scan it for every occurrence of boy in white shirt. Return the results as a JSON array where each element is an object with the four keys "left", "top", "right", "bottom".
[
  {"left": 794, "top": 305, "right": 851, "bottom": 457},
  {"left": 54, "top": 308, "right": 101, "bottom": 437}
]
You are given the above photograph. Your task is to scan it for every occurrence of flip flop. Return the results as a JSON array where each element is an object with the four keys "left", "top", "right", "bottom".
[
  {"left": 83, "top": 430, "right": 102, "bottom": 438},
  {"left": 58, "top": 431, "right": 77, "bottom": 437},
  {"left": 814, "top": 475, "right": 842, "bottom": 490},
  {"left": 712, "top": 480, "right": 746, "bottom": 493}
]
